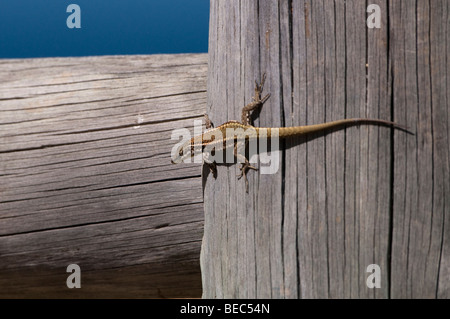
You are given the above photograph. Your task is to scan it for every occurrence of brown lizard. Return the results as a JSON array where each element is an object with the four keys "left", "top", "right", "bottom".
[{"left": 171, "top": 74, "right": 408, "bottom": 192}]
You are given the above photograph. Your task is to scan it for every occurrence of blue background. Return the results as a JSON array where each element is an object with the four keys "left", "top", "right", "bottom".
[{"left": 0, "top": 0, "right": 210, "bottom": 58}]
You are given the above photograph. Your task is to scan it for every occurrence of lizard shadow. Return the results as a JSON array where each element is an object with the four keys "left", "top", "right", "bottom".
[{"left": 200, "top": 126, "right": 338, "bottom": 194}]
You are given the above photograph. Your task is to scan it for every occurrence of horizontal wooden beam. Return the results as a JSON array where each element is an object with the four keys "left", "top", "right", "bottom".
[{"left": 0, "top": 54, "right": 207, "bottom": 298}]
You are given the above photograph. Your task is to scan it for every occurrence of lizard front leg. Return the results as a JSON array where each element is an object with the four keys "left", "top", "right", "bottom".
[
  {"left": 202, "top": 115, "right": 218, "bottom": 177},
  {"left": 241, "top": 73, "right": 271, "bottom": 125},
  {"left": 203, "top": 151, "right": 218, "bottom": 178},
  {"left": 204, "top": 114, "right": 214, "bottom": 129}
]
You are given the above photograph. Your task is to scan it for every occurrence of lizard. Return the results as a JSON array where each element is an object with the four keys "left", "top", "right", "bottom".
[{"left": 171, "top": 73, "right": 409, "bottom": 192}]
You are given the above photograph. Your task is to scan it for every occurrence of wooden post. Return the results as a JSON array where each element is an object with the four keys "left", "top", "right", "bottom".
[{"left": 201, "top": 0, "right": 449, "bottom": 298}]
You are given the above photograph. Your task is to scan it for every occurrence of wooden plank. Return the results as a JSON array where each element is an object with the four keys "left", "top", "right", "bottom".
[
  {"left": 390, "top": 0, "right": 450, "bottom": 298},
  {"left": 202, "top": 0, "right": 449, "bottom": 299},
  {"left": 363, "top": 0, "right": 392, "bottom": 299},
  {"left": 0, "top": 54, "right": 207, "bottom": 298},
  {"left": 437, "top": 0, "right": 450, "bottom": 299}
]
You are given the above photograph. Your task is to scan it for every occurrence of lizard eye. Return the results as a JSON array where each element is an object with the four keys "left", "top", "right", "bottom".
[{"left": 179, "top": 149, "right": 184, "bottom": 157}]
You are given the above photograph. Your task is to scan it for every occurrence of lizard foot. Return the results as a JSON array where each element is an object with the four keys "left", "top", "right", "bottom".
[
  {"left": 204, "top": 114, "right": 214, "bottom": 129},
  {"left": 241, "top": 73, "right": 271, "bottom": 125},
  {"left": 237, "top": 163, "right": 258, "bottom": 193},
  {"left": 254, "top": 73, "right": 271, "bottom": 104},
  {"left": 208, "top": 162, "right": 217, "bottom": 179}
]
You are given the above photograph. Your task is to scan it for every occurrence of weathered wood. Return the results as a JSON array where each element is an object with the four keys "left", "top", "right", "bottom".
[
  {"left": 0, "top": 54, "right": 207, "bottom": 298},
  {"left": 390, "top": 0, "right": 450, "bottom": 298},
  {"left": 202, "top": 0, "right": 449, "bottom": 299}
]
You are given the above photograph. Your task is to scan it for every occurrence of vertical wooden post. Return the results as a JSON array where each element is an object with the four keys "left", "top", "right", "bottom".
[
  {"left": 390, "top": 0, "right": 450, "bottom": 298},
  {"left": 201, "top": 0, "right": 449, "bottom": 298}
]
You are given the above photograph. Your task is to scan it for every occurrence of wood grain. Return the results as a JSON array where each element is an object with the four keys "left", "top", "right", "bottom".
[
  {"left": 390, "top": 0, "right": 450, "bottom": 299},
  {"left": 0, "top": 54, "right": 207, "bottom": 298},
  {"left": 202, "top": 0, "right": 449, "bottom": 299}
]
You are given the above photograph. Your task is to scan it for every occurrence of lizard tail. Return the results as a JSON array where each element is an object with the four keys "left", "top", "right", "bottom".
[{"left": 257, "top": 118, "right": 410, "bottom": 138}]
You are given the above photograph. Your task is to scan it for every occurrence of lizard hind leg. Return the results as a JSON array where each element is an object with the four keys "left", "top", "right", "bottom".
[
  {"left": 237, "top": 161, "right": 258, "bottom": 193},
  {"left": 235, "top": 153, "right": 258, "bottom": 193}
]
